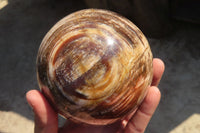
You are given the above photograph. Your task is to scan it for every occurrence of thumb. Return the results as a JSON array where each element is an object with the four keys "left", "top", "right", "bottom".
[{"left": 26, "top": 90, "right": 58, "bottom": 133}]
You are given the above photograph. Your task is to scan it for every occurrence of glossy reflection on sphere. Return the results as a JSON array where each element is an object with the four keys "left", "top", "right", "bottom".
[{"left": 36, "top": 9, "right": 153, "bottom": 125}]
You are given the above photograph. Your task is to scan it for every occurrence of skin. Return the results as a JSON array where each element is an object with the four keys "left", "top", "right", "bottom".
[{"left": 26, "top": 58, "right": 165, "bottom": 133}]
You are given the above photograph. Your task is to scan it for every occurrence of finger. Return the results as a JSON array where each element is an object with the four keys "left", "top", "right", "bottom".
[
  {"left": 152, "top": 58, "right": 165, "bottom": 86},
  {"left": 124, "top": 86, "right": 161, "bottom": 133},
  {"left": 26, "top": 90, "right": 58, "bottom": 133}
]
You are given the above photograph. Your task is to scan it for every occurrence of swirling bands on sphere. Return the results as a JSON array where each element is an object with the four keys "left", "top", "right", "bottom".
[{"left": 37, "top": 9, "right": 153, "bottom": 125}]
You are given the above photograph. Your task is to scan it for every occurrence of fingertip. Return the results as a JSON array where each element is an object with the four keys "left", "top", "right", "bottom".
[
  {"left": 26, "top": 89, "right": 41, "bottom": 99},
  {"left": 26, "top": 90, "right": 41, "bottom": 109},
  {"left": 152, "top": 58, "right": 165, "bottom": 86},
  {"left": 148, "top": 86, "right": 161, "bottom": 102},
  {"left": 153, "top": 58, "right": 165, "bottom": 75},
  {"left": 139, "top": 86, "right": 161, "bottom": 115},
  {"left": 26, "top": 89, "right": 55, "bottom": 115},
  {"left": 153, "top": 58, "right": 164, "bottom": 64},
  {"left": 154, "top": 58, "right": 165, "bottom": 72}
]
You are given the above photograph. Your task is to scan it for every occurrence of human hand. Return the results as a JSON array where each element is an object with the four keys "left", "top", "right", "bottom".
[{"left": 26, "top": 58, "right": 165, "bottom": 133}]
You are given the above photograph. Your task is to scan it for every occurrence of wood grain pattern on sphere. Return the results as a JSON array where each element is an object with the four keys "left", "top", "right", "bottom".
[{"left": 36, "top": 9, "right": 153, "bottom": 125}]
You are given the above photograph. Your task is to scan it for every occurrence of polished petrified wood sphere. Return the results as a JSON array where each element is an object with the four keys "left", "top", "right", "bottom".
[{"left": 36, "top": 9, "right": 153, "bottom": 125}]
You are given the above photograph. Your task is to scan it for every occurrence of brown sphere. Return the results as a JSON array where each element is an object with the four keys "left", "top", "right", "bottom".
[{"left": 36, "top": 9, "right": 153, "bottom": 125}]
